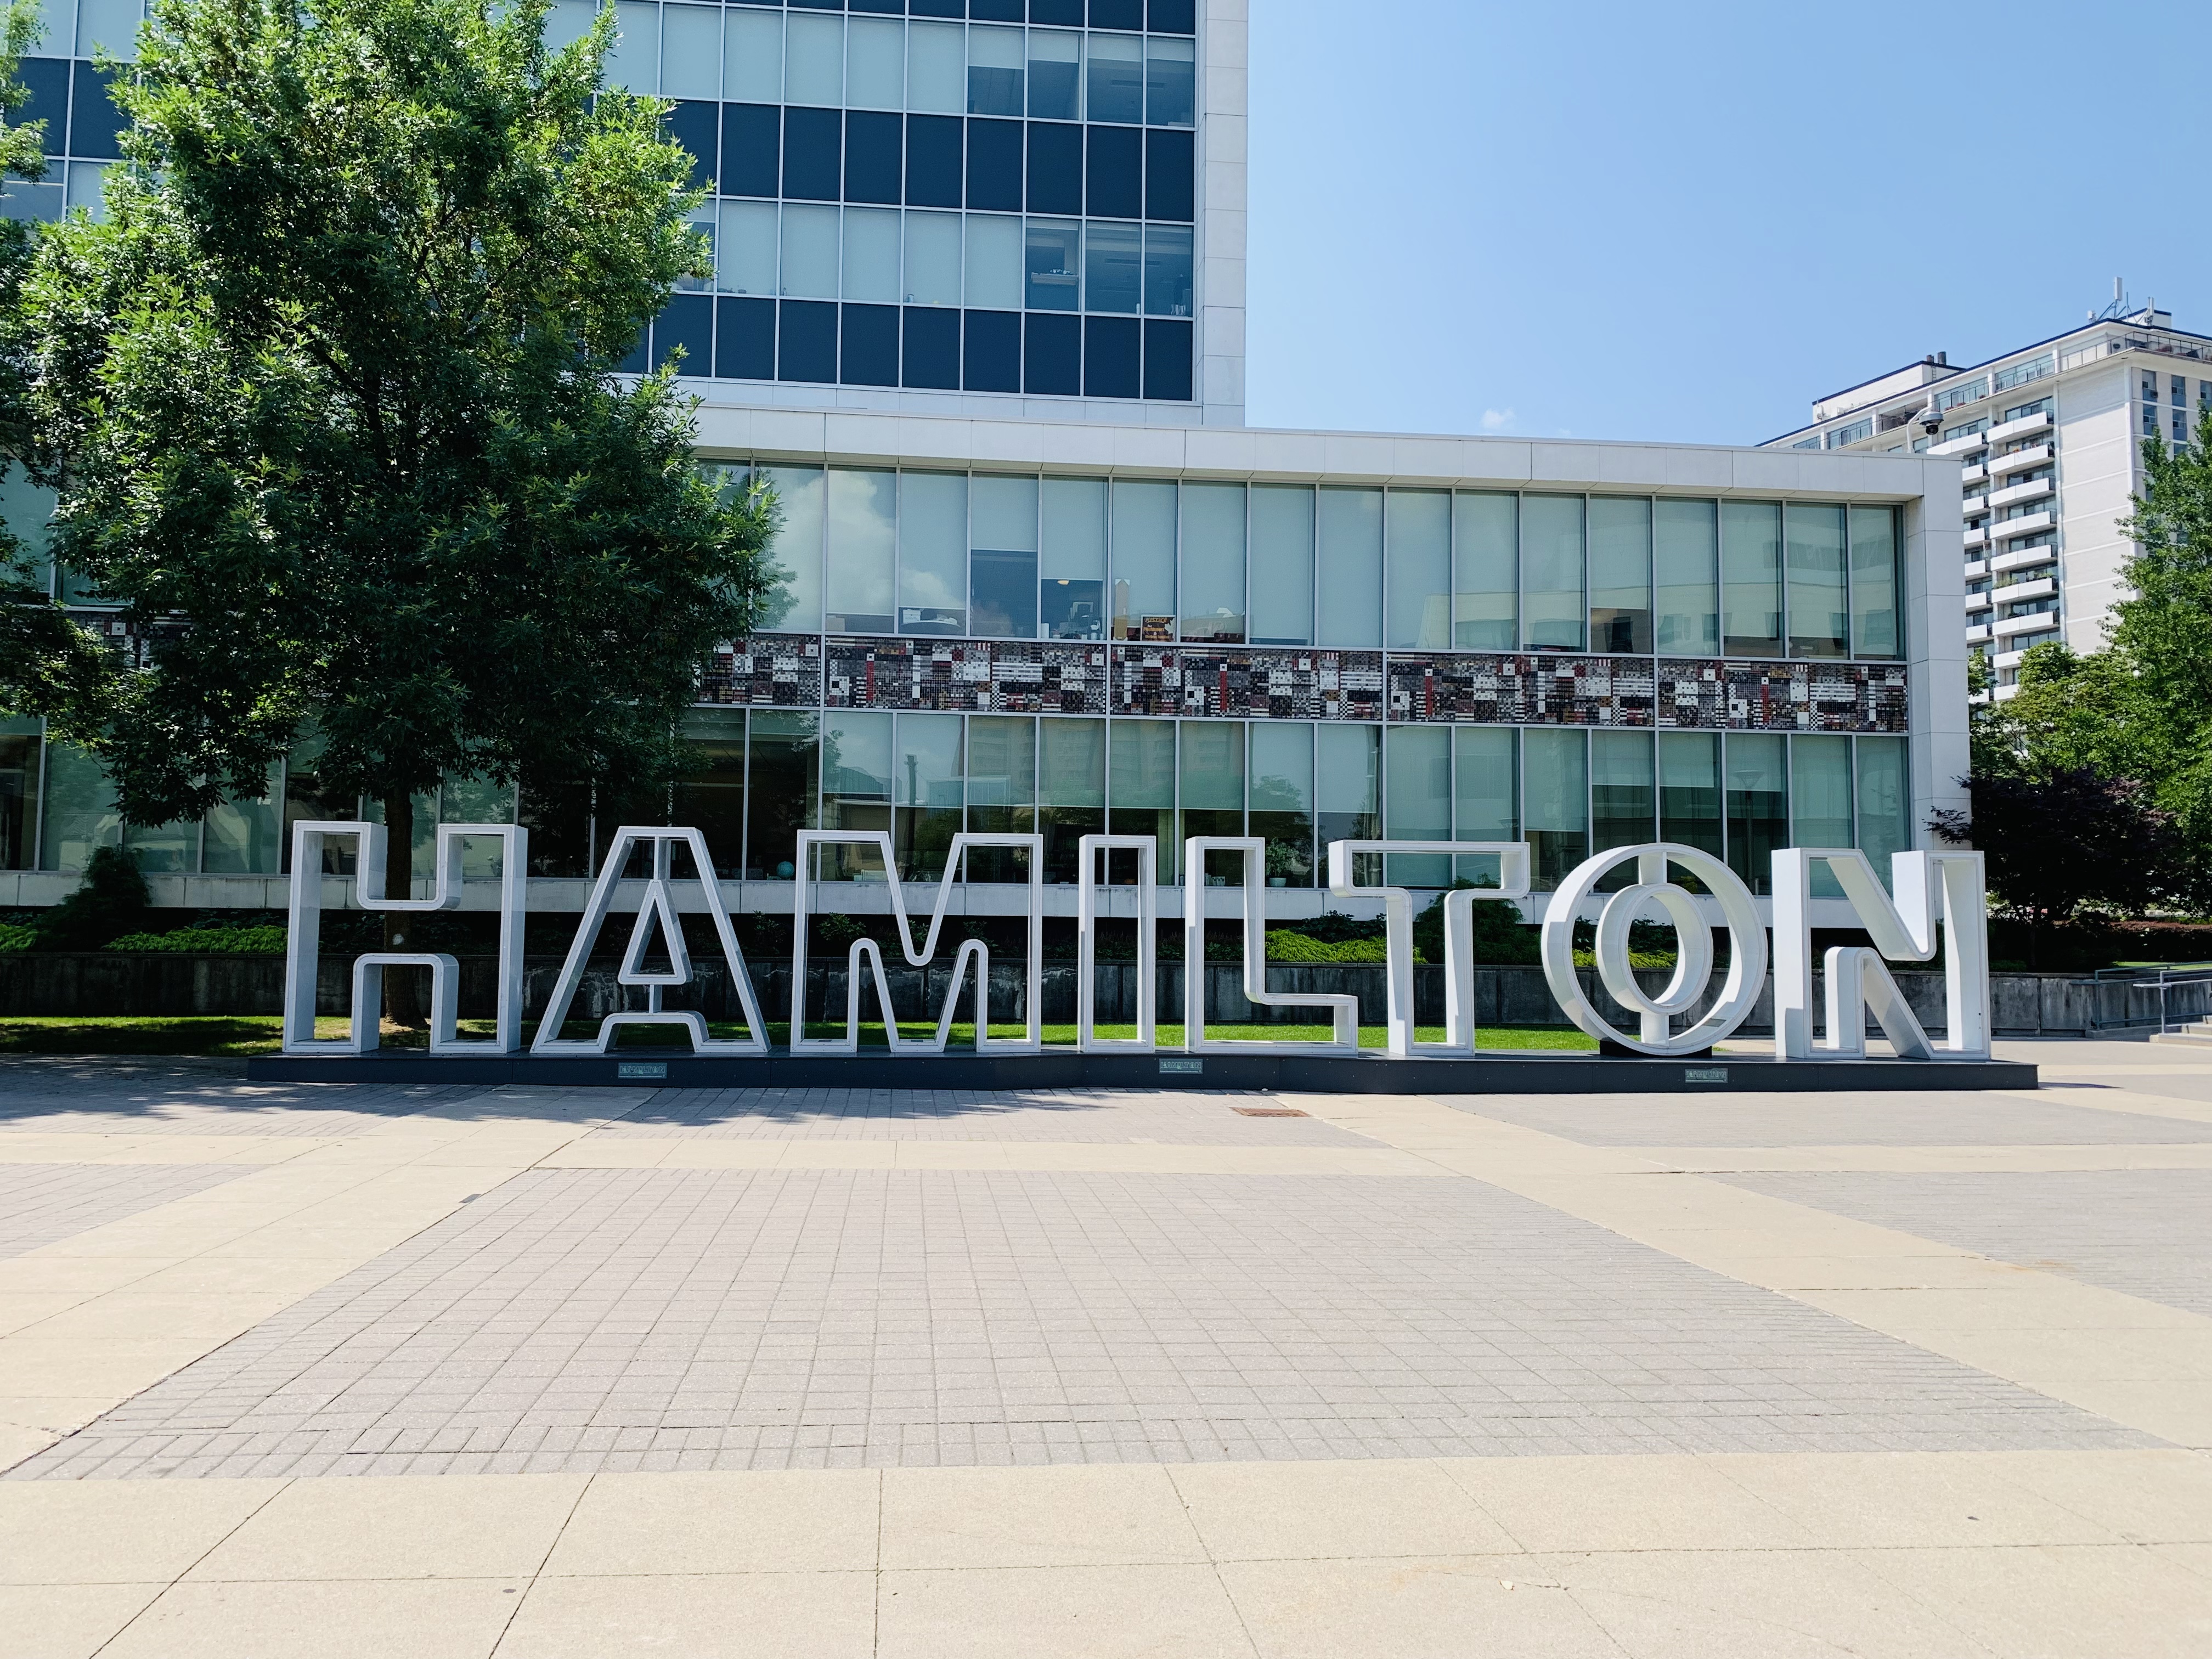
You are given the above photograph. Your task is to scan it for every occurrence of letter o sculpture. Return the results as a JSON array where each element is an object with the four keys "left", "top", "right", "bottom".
[{"left": 1538, "top": 843, "right": 1769, "bottom": 1057}]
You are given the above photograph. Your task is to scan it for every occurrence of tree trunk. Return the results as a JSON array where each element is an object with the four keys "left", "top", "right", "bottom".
[{"left": 381, "top": 791, "right": 427, "bottom": 1030}]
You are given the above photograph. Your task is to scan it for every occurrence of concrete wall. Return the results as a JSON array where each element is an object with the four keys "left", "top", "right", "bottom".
[{"left": 3, "top": 953, "right": 2197, "bottom": 1037}]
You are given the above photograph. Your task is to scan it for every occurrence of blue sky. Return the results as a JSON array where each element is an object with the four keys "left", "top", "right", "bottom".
[{"left": 1245, "top": 1, "right": 2212, "bottom": 447}]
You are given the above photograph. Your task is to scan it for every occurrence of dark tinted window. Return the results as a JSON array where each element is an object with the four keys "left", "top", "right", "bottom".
[
  {"left": 1084, "top": 317, "right": 1140, "bottom": 399},
  {"left": 68, "top": 63, "right": 125, "bottom": 161},
  {"left": 715, "top": 297, "right": 776, "bottom": 380},
  {"left": 849, "top": 0, "right": 906, "bottom": 11},
  {"left": 782, "top": 107, "right": 844, "bottom": 200},
  {"left": 905, "top": 114, "right": 962, "bottom": 206},
  {"left": 1148, "top": 0, "right": 1196, "bottom": 31},
  {"left": 844, "top": 110, "right": 902, "bottom": 202},
  {"left": 778, "top": 300, "right": 839, "bottom": 382},
  {"left": 840, "top": 304, "right": 900, "bottom": 386},
  {"left": 653, "top": 295, "right": 714, "bottom": 377},
  {"left": 663, "top": 100, "right": 718, "bottom": 193},
  {"left": 1085, "top": 125, "right": 1141, "bottom": 219},
  {"left": 1025, "top": 122, "right": 1081, "bottom": 214},
  {"left": 908, "top": 0, "right": 963, "bottom": 14},
  {"left": 1088, "top": 0, "right": 1143, "bottom": 29},
  {"left": 1143, "top": 318, "right": 1192, "bottom": 402},
  {"left": 902, "top": 307, "right": 961, "bottom": 389},
  {"left": 15, "top": 58, "right": 66, "bottom": 159},
  {"left": 1144, "top": 128, "right": 1193, "bottom": 222},
  {"left": 617, "top": 325, "right": 650, "bottom": 376},
  {"left": 1024, "top": 313, "right": 1080, "bottom": 396},
  {"left": 963, "top": 309, "right": 1021, "bottom": 392},
  {"left": 721, "top": 104, "right": 780, "bottom": 198},
  {"left": 964, "top": 117, "right": 1022, "bottom": 210},
  {"left": 969, "top": 0, "right": 1024, "bottom": 18},
  {"left": 1030, "top": 0, "right": 1084, "bottom": 20}
]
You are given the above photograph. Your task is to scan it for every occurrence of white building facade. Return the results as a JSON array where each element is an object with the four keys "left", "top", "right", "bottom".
[
  {"left": 1763, "top": 300, "right": 2212, "bottom": 697},
  {"left": 0, "top": 0, "right": 1966, "bottom": 933}
]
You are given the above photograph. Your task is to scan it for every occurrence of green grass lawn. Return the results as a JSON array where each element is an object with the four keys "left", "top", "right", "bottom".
[{"left": 0, "top": 1015, "right": 1596, "bottom": 1057}]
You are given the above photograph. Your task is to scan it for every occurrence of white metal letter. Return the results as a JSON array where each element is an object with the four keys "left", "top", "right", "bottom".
[
  {"left": 1325, "top": 840, "right": 1531, "bottom": 1056},
  {"left": 1076, "top": 834, "right": 1158, "bottom": 1052},
  {"left": 1183, "top": 837, "right": 1358, "bottom": 1053},
  {"left": 282, "top": 820, "right": 528, "bottom": 1056}
]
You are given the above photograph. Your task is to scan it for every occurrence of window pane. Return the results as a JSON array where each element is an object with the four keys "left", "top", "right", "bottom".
[
  {"left": 970, "top": 473, "right": 1038, "bottom": 639},
  {"left": 1178, "top": 482, "right": 1244, "bottom": 642},
  {"left": 747, "top": 711, "right": 818, "bottom": 881},
  {"left": 964, "top": 213, "right": 1022, "bottom": 310},
  {"left": 1724, "top": 732, "right": 1786, "bottom": 895},
  {"left": 1146, "top": 36, "right": 1194, "bottom": 125},
  {"left": 1040, "top": 717, "right": 1105, "bottom": 806},
  {"left": 779, "top": 203, "right": 839, "bottom": 298},
  {"left": 1453, "top": 725, "right": 1516, "bottom": 887},
  {"left": 1385, "top": 489, "right": 1451, "bottom": 650},
  {"left": 76, "top": 0, "right": 140, "bottom": 59},
  {"left": 896, "top": 471, "right": 966, "bottom": 636},
  {"left": 39, "top": 741, "right": 119, "bottom": 872},
  {"left": 1385, "top": 725, "right": 1450, "bottom": 887},
  {"left": 675, "top": 710, "right": 746, "bottom": 877},
  {"left": 1721, "top": 501, "right": 1782, "bottom": 657},
  {"left": 203, "top": 763, "right": 283, "bottom": 875},
  {"left": 1110, "top": 479, "right": 1176, "bottom": 640},
  {"left": 1041, "top": 476, "right": 1107, "bottom": 640},
  {"left": 660, "top": 4, "right": 720, "bottom": 100},
  {"left": 1521, "top": 728, "right": 1587, "bottom": 892},
  {"left": 1248, "top": 484, "right": 1313, "bottom": 646},
  {"left": 605, "top": 0, "right": 659, "bottom": 92},
  {"left": 1142, "top": 223, "right": 1192, "bottom": 317},
  {"left": 1084, "top": 220, "right": 1141, "bottom": 313},
  {"left": 1587, "top": 496, "right": 1651, "bottom": 654},
  {"left": 1452, "top": 491, "right": 1515, "bottom": 650},
  {"left": 716, "top": 200, "right": 777, "bottom": 296},
  {"left": 967, "top": 24, "right": 1023, "bottom": 116},
  {"left": 820, "top": 713, "right": 890, "bottom": 875},
  {"left": 826, "top": 467, "right": 895, "bottom": 633},
  {"left": 842, "top": 206, "right": 900, "bottom": 303},
  {"left": 1316, "top": 487, "right": 1382, "bottom": 648},
  {"left": 1086, "top": 31, "right": 1143, "bottom": 124},
  {"left": 1025, "top": 218, "right": 1080, "bottom": 311},
  {"left": 1849, "top": 505, "right": 1901, "bottom": 659},
  {"left": 1590, "top": 730, "right": 1654, "bottom": 857},
  {"left": 757, "top": 465, "right": 824, "bottom": 633},
  {"left": 1654, "top": 498, "right": 1719, "bottom": 655},
  {"left": 904, "top": 210, "right": 960, "bottom": 306},
  {"left": 1853, "top": 735, "right": 1909, "bottom": 884},
  {"left": 1520, "top": 494, "right": 1585, "bottom": 651},
  {"left": 0, "top": 727, "right": 38, "bottom": 870},
  {"left": 905, "top": 19, "right": 964, "bottom": 114},
  {"left": 1028, "top": 29, "right": 1080, "bottom": 120},
  {"left": 893, "top": 712, "right": 963, "bottom": 879},
  {"left": 1785, "top": 503, "right": 1848, "bottom": 659},
  {"left": 784, "top": 10, "right": 842, "bottom": 105},
  {"left": 724, "top": 7, "right": 781, "bottom": 103},
  {"left": 1180, "top": 719, "right": 1243, "bottom": 812},
  {"left": 1658, "top": 731, "right": 1721, "bottom": 862},
  {"left": 966, "top": 715, "right": 1036, "bottom": 806},
  {"left": 1315, "top": 724, "right": 1380, "bottom": 874},
  {"left": 845, "top": 15, "right": 902, "bottom": 109},
  {"left": 1250, "top": 720, "right": 1313, "bottom": 888},
  {"left": 1108, "top": 717, "right": 1176, "bottom": 882},
  {"left": 1791, "top": 734, "right": 1852, "bottom": 847}
]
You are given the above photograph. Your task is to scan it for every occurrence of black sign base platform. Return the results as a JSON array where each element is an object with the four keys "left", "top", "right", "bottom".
[{"left": 246, "top": 1049, "right": 2039, "bottom": 1095}]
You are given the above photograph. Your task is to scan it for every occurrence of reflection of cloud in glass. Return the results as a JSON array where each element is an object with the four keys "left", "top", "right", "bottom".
[{"left": 1249, "top": 772, "right": 1307, "bottom": 813}]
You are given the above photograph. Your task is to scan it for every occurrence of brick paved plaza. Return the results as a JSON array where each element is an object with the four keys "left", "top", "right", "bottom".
[{"left": 2, "top": 1045, "right": 2210, "bottom": 1655}]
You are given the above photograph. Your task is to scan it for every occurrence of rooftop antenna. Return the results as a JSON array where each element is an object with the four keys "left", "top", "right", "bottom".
[{"left": 2092, "top": 276, "right": 2132, "bottom": 323}]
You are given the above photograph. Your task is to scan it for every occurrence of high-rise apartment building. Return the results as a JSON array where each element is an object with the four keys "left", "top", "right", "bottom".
[
  {"left": 1763, "top": 293, "right": 2212, "bottom": 698},
  {"left": 0, "top": 0, "right": 1966, "bottom": 933}
]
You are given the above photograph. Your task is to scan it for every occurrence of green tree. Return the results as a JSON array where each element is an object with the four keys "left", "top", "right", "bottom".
[{"left": 18, "top": 0, "right": 772, "bottom": 912}]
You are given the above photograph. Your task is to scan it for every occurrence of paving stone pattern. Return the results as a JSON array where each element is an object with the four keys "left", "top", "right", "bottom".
[
  {"left": 0, "top": 1161, "right": 256, "bottom": 1258},
  {"left": 11, "top": 1165, "right": 2146, "bottom": 1480},
  {"left": 0, "top": 1058, "right": 495, "bottom": 1137},
  {"left": 1450, "top": 1090, "right": 2212, "bottom": 1148},
  {"left": 1724, "top": 1169, "right": 2212, "bottom": 1319},
  {"left": 597, "top": 1087, "right": 1382, "bottom": 1146}
]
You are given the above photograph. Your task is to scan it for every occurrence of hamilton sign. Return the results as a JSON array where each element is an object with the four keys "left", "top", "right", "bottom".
[{"left": 281, "top": 821, "right": 1991, "bottom": 1063}]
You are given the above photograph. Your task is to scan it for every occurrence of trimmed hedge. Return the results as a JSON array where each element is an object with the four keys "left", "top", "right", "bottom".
[{"left": 104, "top": 926, "right": 289, "bottom": 954}]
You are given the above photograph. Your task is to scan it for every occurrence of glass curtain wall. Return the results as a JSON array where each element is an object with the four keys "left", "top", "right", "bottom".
[
  {"left": 1180, "top": 720, "right": 1244, "bottom": 882},
  {"left": 1383, "top": 725, "right": 1450, "bottom": 886},
  {"left": 1452, "top": 492, "right": 1516, "bottom": 650},
  {"left": 1248, "top": 721, "right": 1313, "bottom": 887},
  {"left": 1037, "top": 715, "right": 1105, "bottom": 883},
  {"left": 1248, "top": 485, "right": 1314, "bottom": 646},
  {"left": 1314, "top": 723, "right": 1380, "bottom": 884}
]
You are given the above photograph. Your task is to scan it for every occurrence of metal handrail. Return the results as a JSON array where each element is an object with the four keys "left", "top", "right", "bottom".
[{"left": 2082, "top": 963, "right": 2212, "bottom": 1034}]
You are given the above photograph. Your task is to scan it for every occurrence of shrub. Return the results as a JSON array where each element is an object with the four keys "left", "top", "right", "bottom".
[
  {"left": 0, "top": 922, "right": 36, "bottom": 951},
  {"left": 1262, "top": 930, "right": 1400, "bottom": 964},
  {"left": 35, "top": 847, "right": 152, "bottom": 950},
  {"left": 104, "top": 926, "right": 289, "bottom": 954}
]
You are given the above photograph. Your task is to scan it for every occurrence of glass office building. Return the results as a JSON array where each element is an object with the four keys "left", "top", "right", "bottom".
[{"left": 0, "top": 0, "right": 1965, "bottom": 919}]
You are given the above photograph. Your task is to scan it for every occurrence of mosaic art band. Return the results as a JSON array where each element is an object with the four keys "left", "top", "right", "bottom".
[{"left": 280, "top": 821, "right": 1991, "bottom": 1066}]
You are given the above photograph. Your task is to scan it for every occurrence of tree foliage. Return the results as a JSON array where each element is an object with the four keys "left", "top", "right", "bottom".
[
  {"left": 16, "top": 0, "right": 772, "bottom": 830},
  {"left": 1931, "top": 769, "right": 2179, "bottom": 943}
]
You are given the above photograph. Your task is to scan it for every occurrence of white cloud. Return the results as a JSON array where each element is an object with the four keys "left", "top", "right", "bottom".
[{"left": 1480, "top": 408, "right": 1515, "bottom": 432}]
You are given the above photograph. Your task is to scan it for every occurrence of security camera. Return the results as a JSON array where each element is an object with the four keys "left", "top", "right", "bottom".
[{"left": 1917, "top": 400, "right": 1943, "bottom": 437}]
